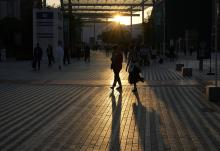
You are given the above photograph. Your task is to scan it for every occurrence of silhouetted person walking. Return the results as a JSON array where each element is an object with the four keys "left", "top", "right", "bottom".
[
  {"left": 1, "top": 46, "right": 6, "bottom": 61},
  {"left": 110, "top": 45, "right": 123, "bottom": 90},
  {"left": 169, "top": 45, "right": 175, "bottom": 61},
  {"left": 33, "top": 43, "right": 43, "bottom": 71},
  {"left": 84, "top": 45, "right": 90, "bottom": 62},
  {"left": 57, "top": 41, "right": 64, "bottom": 70},
  {"left": 76, "top": 44, "right": 81, "bottom": 60},
  {"left": 46, "top": 44, "right": 53, "bottom": 66},
  {"left": 64, "top": 45, "right": 71, "bottom": 64},
  {"left": 126, "top": 49, "right": 144, "bottom": 92},
  {"left": 105, "top": 45, "right": 110, "bottom": 57}
]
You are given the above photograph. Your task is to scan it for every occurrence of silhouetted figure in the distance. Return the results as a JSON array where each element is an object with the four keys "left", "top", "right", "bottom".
[
  {"left": 189, "top": 46, "right": 194, "bottom": 56},
  {"left": 76, "top": 44, "right": 81, "bottom": 60},
  {"left": 84, "top": 45, "right": 90, "bottom": 62},
  {"left": 169, "top": 45, "right": 175, "bottom": 61},
  {"left": 33, "top": 43, "right": 43, "bottom": 71},
  {"left": 63, "top": 45, "right": 71, "bottom": 65},
  {"left": 140, "top": 45, "right": 150, "bottom": 66},
  {"left": 56, "top": 41, "right": 64, "bottom": 70},
  {"left": 105, "top": 45, "right": 111, "bottom": 57},
  {"left": 46, "top": 44, "right": 53, "bottom": 66},
  {"left": 110, "top": 45, "right": 123, "bottom": 90},
  {"left": 123, "top": 46, "right": 129, "bottom": 62},
  {"left": 1, "top": 45, "right": 6, "bottom": 61}
]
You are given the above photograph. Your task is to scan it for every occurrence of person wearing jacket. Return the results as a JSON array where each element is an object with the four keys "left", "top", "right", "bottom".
[
  {"left": 110, "top": 45, "right": 123, "bottom": 90},
  {"left": 33, "top": 43, "right": 43, "bottom": 71},
  {"left": 46, "top": 44, "right": 53, "bottom": 66}
]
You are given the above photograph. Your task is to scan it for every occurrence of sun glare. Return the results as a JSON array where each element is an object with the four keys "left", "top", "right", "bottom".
[
  {"left": 112, "top": 15, "right": 130, "bottom": 25},
  {"left": 47, "top": 0, "right": 60, "bottom": 7},
  {"left": 109, "top": 7, "right": 153, "bottom": 26}
]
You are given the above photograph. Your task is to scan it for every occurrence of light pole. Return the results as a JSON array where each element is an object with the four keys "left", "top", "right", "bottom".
[
  {"left": 206, "top": 0, "right": 220, "bottom": 102},
  {"left": 207, "top": 24, "right": 215, "bottom": 75}
]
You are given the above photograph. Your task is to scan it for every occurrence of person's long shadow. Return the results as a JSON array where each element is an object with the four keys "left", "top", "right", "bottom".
[
  {"left": 109, "top": 90, "right": 122, "bottom": 151},
  {"left": 133, "top": 90, "right": 165, "bottom": 150}
]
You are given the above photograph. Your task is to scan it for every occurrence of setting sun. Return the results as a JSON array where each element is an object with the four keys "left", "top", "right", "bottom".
[{"left": 111, "top": 15, "right": 130, "bottom": 25}]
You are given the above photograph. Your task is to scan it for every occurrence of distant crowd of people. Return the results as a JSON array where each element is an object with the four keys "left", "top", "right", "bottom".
[
  {"left": 32, "top": 42, "right": 91, "bottom": 71},
  {"left": 107, "top": 44, "right": 153, "bottom": 67},
  {"left": 1, "top": 40, "right": 209, "bottom": 93},
  {"left": 0, "top": 46, "right": 6, "bottom": 62}
]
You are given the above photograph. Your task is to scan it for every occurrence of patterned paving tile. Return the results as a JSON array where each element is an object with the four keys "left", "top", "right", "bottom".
[
  {"left": 0, "top": 85, "right": 219, "bottom": 151},
  {"left": 0, "top": 51, "right": 220, "bottom": 151}
]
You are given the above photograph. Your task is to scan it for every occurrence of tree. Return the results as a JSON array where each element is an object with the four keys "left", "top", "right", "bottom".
[{"left": 100, "top": 25, "right": 132, "bottom": 46}]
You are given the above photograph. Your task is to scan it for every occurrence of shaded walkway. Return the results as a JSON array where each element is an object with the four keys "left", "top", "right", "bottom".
[{"left": 0, "top": 51, "right": 220, "bottom": 151}]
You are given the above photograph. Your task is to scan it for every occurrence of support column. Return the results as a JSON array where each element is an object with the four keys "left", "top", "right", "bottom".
[
  {"left": 130, "top": 7, "right": 133, "bottom": 37},
  {"left": 206, "top": 0, "right": 220, "bottom": 102},
  {"left": 215, "top": 0, "right": 219, "bottom": 86},
  {"left": 60, "top": 0, "right": 64, "bottom": 10},
  {"left": 43, "top": 0, "right": 46, "bottom": 8},
  {"left": 106, "top": 17, "right": 108, "bottom": 30},
  {"left": 93, "top": 17, "right": 96, "bottom": 46},
  {"left": 142, "top": 0, "right": 145, "bottom": 44},
  {"left": 185, "top": 30, "right": 189, "bottom": 56},
  {"left": 163, "top": 0, "right": 166, "bottom": 56},
  {"left": 81, "top": 26, "right": 83, "bottom": 43},
  {"left": 68, "top": 0, "right": 72, "bottom": 47},
  {"left": 142, "top": 0, "right": 144, "bottom": 23}
]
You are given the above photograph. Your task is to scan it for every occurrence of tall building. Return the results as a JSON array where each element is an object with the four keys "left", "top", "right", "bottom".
[
  {"left": 0, "top": 0, "right": 42, "bottom": 58},
  {"left": 0, "top": 0, "right": 20, "bottom": 19},
  {"left": 153, "top": 0, "right": 212, "bottom": 50},
  {"left": 17, "top": 0, "right": 42, "bottom": 59},
  {"left": 212, "top": 0, "right": 220, "bottom": 50}
]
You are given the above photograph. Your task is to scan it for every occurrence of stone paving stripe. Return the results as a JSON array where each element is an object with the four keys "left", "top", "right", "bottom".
[
  {"left": 1, "top": 87, "right": 88, "bottom": 150},
  {"left": 181, "top": 87, "right": 220, "bottom": 150},
  {"left": 174, "top": 87, "right": 216, "bottom": 151}
]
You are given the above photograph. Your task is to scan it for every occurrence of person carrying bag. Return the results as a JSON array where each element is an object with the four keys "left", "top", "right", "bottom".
[{"left": 126, "top": 49, "right": 144, "bottom": 92}]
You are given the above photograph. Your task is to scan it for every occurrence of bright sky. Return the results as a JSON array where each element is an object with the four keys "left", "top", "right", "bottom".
[
  {"left": 109, "top": 7, "right": 153, "bottom": 25},
  {"left": 47, "top": 0, "right": 60, "bottom": 7},
  {"left": 47, "top": 0, "right": 153, "bottom": 25}
]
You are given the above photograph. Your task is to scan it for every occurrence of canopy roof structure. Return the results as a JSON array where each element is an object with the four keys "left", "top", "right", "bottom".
[{"left": 60, "top": 0, "right": 154, "bottom": 22}]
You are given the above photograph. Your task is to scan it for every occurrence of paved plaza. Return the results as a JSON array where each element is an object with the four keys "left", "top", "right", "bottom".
[{"left": 0, "top": 51, "right": 220, "bottom": 151}]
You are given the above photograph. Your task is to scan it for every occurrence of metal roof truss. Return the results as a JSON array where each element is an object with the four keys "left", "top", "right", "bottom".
[{"left": 60, "top": 0, "right": 153, "bottom": 19}]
